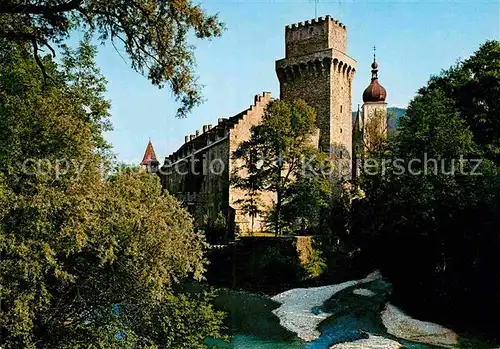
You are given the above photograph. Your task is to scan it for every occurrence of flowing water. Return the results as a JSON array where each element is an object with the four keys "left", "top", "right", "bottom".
[{"left": 205, "top": 275, "right": 497, "bottom": 349}]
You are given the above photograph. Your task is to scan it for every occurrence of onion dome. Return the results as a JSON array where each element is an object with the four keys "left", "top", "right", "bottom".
[{"left": 362, "top": 48, "right": 387, "bottom": 103}]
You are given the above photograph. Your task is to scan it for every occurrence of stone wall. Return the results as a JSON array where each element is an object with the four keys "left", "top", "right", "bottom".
[
  {"left": 284, "top": 16, "right": 347, "bottom": 59},
  {"left": 277, "top": 52, "right": 333, "bottom": 152},
  {"left": 161, "top": 116, "right": 231, "bottom": 224},
  {"left": 362, "top": 102, "right": 388, "bottom": 153},
  {"left": 228, "top": 92, "right": 274, "bottom": 234}
]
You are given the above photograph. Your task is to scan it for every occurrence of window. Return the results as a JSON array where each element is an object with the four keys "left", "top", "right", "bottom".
[
  {"left": 340, "top": 128, "right": 343, "bottom": 134},
  {"left": 340, "top": 105, "right": 343, "bottom": 113}
]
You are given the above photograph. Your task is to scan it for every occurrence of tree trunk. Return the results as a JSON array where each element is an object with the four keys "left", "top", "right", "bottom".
[{"left": 275, "top": 189, "right": 281, "bottom": 237}]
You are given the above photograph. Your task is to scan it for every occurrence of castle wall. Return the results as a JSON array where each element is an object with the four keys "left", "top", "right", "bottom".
[
  {"left": 161, "top": 92, "right": 273, "bottom": 235},
  {"left": 330, "top": 59, "right": 355, "bottom": 176},
  {"left": 277, "top": 54, "right": 333, "bottom": 151},
  {"left": 327, "top": 19, "right": 347, "bottom": 54},
  {"left": 228, "top": 93, "right": 274, "bottom": 234},
  {"left": 161, "top": 121, "right": 231, "bottom": 224}
]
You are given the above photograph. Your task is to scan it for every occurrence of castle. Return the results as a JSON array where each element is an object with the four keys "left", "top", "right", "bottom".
[{"left": 140, "top": 15, "right": 388, "bottom": 236}]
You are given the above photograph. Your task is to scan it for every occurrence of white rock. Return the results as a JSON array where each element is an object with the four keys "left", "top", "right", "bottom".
[
  {"left": 352, "top": 288, "right": 376, "bottom": 297},
  {"left": 331, "top": 334, "right": 402, "bottom": 349},
  {"left": 271, "top": 271, "right": 382, "bottom": 342},
  {"left": 381, "top": 303, "right": 459, "bottom": 348}
]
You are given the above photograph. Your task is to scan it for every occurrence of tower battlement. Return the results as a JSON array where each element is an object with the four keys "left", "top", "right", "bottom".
[
  {"left": 284, "top": 15, "right": 347, "bottom": 58},
  {"left": 285, "top": 15, "right": 346, "bottom": 31}
]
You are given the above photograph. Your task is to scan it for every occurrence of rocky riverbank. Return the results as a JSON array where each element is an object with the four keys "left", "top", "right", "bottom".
[
  {"left": 206, "top": 271, "right": 497, "bottom": 349},
  {"left": 271, "top": 271, "right": 382, "bottom": 341}
]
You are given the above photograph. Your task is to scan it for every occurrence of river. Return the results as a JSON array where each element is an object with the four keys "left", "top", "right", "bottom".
[{"left": 204, "top": 272, "right": 497, "bottom": 349}]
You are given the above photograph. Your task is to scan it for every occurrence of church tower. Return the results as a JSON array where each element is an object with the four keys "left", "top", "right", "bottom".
[
  {"left": 276, "top": 15, "right": 357, "bottom": 166},
  {"left": 361, "top": 49, "right": 387, "bottom": 152}
]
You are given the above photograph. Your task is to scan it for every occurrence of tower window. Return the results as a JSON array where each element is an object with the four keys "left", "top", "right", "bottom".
[
  {"left": 340, "top": 128, "right": 343, "bottom": 133},
  {"left": 340, "top": 105, "right": 343, "bottom": 113}
]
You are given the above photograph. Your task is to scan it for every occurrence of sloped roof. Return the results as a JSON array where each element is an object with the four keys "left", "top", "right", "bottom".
[{"left": 141, "top": 140, "right": 158, "bottom": 165}]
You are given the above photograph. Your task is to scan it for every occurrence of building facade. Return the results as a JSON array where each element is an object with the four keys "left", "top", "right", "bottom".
[{"left": 141, "top": 15, "right": 388, "bottom": 236}]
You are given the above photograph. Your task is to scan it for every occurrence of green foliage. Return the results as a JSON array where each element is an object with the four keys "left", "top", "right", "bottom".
[
  {"left": 233, "top": 162, "right": 263, "bottom": 234},
  {"left": 355, "top": 40, "right": 500, "bottom": 338},
  {"left": 0, "top": 41, "right": 224, "bottom": 348},
  {"left": 200, "top": 211, "right": 227, "bottom": 245},
  {"left": 0, "top": 0, "right": 224, "bottom": 117},
  {"left": 301, "top": 248, "right": 327, "bottom": 280},
  {"left": 418, "top": 40, "right": 500, "bottom": 163},
  {"left": 281, "top": 149, "right": 347, "bottom": 236},
  {"left": 232, "top": 99, "right": 317, "bottom": 236},
  {"left": 247, "top": 245, "right": 301, "bottom": 288}
]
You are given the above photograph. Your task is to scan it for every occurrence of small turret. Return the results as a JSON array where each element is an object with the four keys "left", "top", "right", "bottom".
[{"left": 141, "top": 139, "right": 160, "bottom": 173}]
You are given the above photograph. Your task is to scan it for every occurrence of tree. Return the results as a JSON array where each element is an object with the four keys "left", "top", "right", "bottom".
[
  {"left": 355, "top": 40, "right": 500, "bottom": 339},
  {"left": 281, "top": 151, "right": 344, "bottom": 236},
  {"left": 232, "top": 145, "right": 263, "bottom": 234},
  {"left": 418, "top": 40, "right": 500, "bottom": 163},
  {"left": 352, "top": 108, "right": 393, "bottom": 174},
  {"left": 0, "top": 40, "right": 224, "bottom": 348},
  {"left": 236, "top": 192, "right": 262, "bottom": 235},
  {"left": 232, "top": 99, "right": 317, "bottom": 236},
  {"left": 0, "top": 0, "right": 224, "bottom": 117}
]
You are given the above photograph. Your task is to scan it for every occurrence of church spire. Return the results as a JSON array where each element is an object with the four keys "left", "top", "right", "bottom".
[
  {"left": 371, "top": 45, "right": 379, "bottom": 80},
  {"left": 141, "top": 139, "right": 159, "bottom": 173}
]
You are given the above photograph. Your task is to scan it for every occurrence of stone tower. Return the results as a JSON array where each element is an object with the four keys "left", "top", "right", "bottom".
[
  {"left": 361, "top": 50, "right": 387, "bottom": 152},
  {"left": 276, "top": 15, "right": 357, "bottom": 165}
]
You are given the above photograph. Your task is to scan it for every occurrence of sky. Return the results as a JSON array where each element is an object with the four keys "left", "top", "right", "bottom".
[{"left": 91, "top": 0, "right": 499, "bottom": 164}]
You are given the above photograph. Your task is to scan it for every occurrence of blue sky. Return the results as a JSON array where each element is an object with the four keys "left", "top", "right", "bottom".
[{"left": 93, "top": 0, "right": 499, "bottom": 164}]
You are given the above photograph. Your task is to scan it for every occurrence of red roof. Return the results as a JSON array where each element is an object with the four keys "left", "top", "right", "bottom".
[
  {"left": 141, "top": 140, "right": 158, "bottom": 165},
  {"left": 363, "top": 60, "right": 387, "bottom": 103}
]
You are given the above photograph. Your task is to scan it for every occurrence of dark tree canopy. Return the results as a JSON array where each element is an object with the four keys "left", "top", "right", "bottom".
[
  {"left": 0, "top": 0, "right": 224, "bottom": 116},
  {"left": 353, "top": 40, "right": 500, "bottom": 339},
  {"left": 417, "top": 40, "right": 500, "bottom": 163}
]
